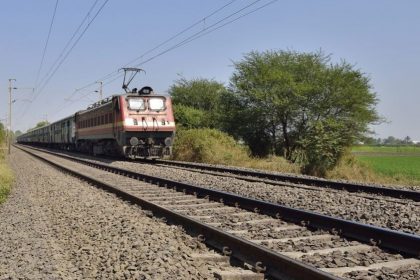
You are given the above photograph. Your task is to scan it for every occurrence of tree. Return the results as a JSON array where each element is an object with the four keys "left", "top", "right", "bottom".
[
  {"left": 172, "top": 104, "right": 208, "bottom": 129},
  {"left": 228, "top": 50, "right": 380, "bottom": 175},
  {"left": 383, "top": 136, "right": 397, "bottom": 145},
  {"left": 35, "top": 121, "right": 49, "bottom": 128},
  {"left": 169, "top": 77, "right": 227, "bottom": 129},
  {"left": 26, "top": 121, "right": 50, "bottom": 132}
]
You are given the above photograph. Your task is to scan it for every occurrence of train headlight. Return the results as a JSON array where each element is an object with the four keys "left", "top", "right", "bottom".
[
  {"left": 164, "top": 137, "right": 172, "bottom": 147},
  {"left": 130, "top": 137, "right": 139, "bottom": 146}
]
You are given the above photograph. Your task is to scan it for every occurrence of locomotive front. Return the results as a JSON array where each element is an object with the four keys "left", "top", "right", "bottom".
[{"left": 118, "top": 86, "right": 175, "bottom": 158}]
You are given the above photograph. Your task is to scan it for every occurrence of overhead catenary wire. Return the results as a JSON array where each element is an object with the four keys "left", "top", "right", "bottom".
[
  {"left": 48, "top": 0, "right": 277, "bottom": 122},
  {"left": 76, "top": 0, "right": 268, "bottom": 91},
  {"left": 49, "top": 0, "right": 240, "bottom": 118},
  {"left": 16, "top": 0, "right": 109, "bottom": 126},
  {"left": 70, "top": 0, "right": 240, "bottom": 97},
  {"left": 130, "top": 0, "right": 274, "bottom": 69},
  {"left": 36, "top": 0, "right": 110, "bottom": 96},
  {"left": 36, "top": 0, "right": 101, "bottom": 91},
  {"left": 34, "top": 0, "right": 59, "bottom": 90},
  {"left": 100, "top": 0, "right": 272, "bottom": 87}
]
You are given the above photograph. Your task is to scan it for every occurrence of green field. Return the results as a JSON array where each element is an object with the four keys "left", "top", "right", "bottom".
[
  {"left": 352, "top": 145, "right": 420, "bottom": 154},
  {"left": 352, "top": 145, "right": 420, "bottom": 184}
]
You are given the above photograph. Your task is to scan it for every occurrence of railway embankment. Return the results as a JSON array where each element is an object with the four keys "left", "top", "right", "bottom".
[
  {"left": 14, "top": 144, "right": 420, "bottom": 280},
  {"left": 0, "top": 147, "right": 250, "bottom": 279}
]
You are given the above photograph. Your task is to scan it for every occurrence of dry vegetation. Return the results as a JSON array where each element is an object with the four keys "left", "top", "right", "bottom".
[
  {"left": 0, "top": 147, "right": 14, "bottom": 204},
  {"left": 172, "top": 129, "right": 298, "bottom": 174},
  {"left": 172, "top": 129, "right": 419, "bottom": 187}
]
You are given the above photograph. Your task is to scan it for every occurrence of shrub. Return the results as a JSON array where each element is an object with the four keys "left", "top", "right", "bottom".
[
  {"left": 172, "top": 128, "right": 250, "bottom": 165},
  {"left": 172, "top": 128, "right": 299, "bottom": 173}
]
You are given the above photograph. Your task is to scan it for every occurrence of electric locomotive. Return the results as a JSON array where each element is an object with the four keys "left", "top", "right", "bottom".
[
  {"left": 75, "top": 85, "right": 175, "bottom": 158},
  {"left": 17, "top": 68, "right": 176, "bottom": 159}
]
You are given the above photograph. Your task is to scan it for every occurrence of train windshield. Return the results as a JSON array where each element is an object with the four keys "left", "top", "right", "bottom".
[
  {"left": 128, "top": 98, "right": 145, "bottom": 110},
  {"left": 149, "top": 97, "right": 165, "bottom": 111}
]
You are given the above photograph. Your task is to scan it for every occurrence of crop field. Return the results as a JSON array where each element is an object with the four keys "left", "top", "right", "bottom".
[{"left": 352, "top": 145, "right": 420, "bottom": 184}]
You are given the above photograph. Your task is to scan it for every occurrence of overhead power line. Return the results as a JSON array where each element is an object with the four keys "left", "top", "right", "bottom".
[
  {"left": 36, "top": 0, "right": 101, "bottom": 91},
  {"left": 71, "top": 0, "right": 240, "bottom": 96},
  {"left": 130, "top": 0, "right": 273, "bottom": 69},
  {"left": 50, "top": 0, "right": 240, "bottom": 118},
  {"left": 34, "top": 0, "right": 59, "bottom": 90},
  {"left": 49, "top": 0, "right": 277, "bottom": 120},
  {"left": 36, "top": 0, "right": 109, "bottom": 96},
  {"left": 16, "top": 0, "right": 109, "bottom": 126},
  {"left": 101, "top": 0, "right": 273, "bottom": 87}
]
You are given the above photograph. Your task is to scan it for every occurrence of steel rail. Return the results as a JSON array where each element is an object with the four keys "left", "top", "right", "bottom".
[
  {"left": 16, "top": 145, "right": 341, "bottom": 280},
  {"left": 16, "top": 145, "right": 420, "bottom": 258},
  {"left": 153, "top": 159, "right": 420, "bottom": 202}
]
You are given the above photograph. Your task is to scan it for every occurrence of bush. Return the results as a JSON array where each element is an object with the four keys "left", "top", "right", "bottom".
[
  {"left": 172, "top": 128, "right": 250, "bottom": 164},
  {"left": 172, "top": 128, "right": 299, "bottom": 173}
]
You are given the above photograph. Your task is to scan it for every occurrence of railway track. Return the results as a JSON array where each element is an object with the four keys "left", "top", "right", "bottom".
[
  {"left": 150, "top": 159, "right": 420, "bottom": 202},
  {"left": 16, "top": 144, "right": 420, "bottom": 280}
]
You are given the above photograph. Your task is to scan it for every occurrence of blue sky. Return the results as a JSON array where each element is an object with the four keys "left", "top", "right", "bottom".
[{"left": 1, "top": 0, "right": 419, "bottom": 140}]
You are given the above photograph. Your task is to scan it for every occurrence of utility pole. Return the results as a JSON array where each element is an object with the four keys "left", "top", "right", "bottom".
[
  {"left": 95, "top": 81, "right": 103, "bottom": 101},
  {"left": 8, "top": 79, "right": 16, "bottom": 155}
]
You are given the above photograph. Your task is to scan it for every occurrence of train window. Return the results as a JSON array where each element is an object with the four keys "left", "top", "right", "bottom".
[
  {"left": 109, "top": 113, "right": 112, "bottom": 123},
  {"left": 101, "top": 115, "right": 105, "bottom": 125},
  {"left": 149, "top": 97, "right": 165, "bottom": 111},
  {"left": 104, "top": 114, "right": 108, "bottom": 124},
  {"left": 128, "top": 98, "right": 145, "bottom": 110}
]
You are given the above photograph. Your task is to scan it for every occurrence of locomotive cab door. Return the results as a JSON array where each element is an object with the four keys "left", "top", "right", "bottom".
[{"left": 112, "top": 96, "right": 121, "bottom": 143}]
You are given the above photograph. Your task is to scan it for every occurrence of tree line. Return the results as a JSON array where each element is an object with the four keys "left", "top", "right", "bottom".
[
  {"left": 362, "top": 136, "right": 419, "bottom": 146},
  {"left": 170, "top": 50, "right": 380, "bottom": 176}
]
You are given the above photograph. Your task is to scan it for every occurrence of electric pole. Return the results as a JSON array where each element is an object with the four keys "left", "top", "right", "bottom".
[
  {"left": 95, "top": 81, "right": 103, "bottom": 101},
  {"left": 8, "top": 79, "right": 16, "bottom": 155}
]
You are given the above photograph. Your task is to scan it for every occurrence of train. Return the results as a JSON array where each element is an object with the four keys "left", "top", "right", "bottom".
[{"left": 17, "top": 85, "right": 176, "bottom": 159}]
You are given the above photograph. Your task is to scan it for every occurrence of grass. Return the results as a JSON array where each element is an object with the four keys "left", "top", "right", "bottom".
[
  {"left": 346, "top": 145, "right": 420, "bottom": 186},
  {"left": 172, "top": 130, "right": 419, "bottom": 187},
  {"left": 357, "top": 155, "right": 420, "bottom": 183},
  {"left": 0, "top": 146, "right": 14, "bottom": 204},
  {"left": 352, "top": 145, "right": 420, "bottom": 154}
]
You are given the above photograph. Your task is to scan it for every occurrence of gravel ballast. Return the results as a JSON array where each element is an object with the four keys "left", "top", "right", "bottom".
[
  {"left": 0, "top": 148, "right": 250, "bottom": 279},
  {"left": 78, "top": 158, "right": 419, "bottom": 235}
]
